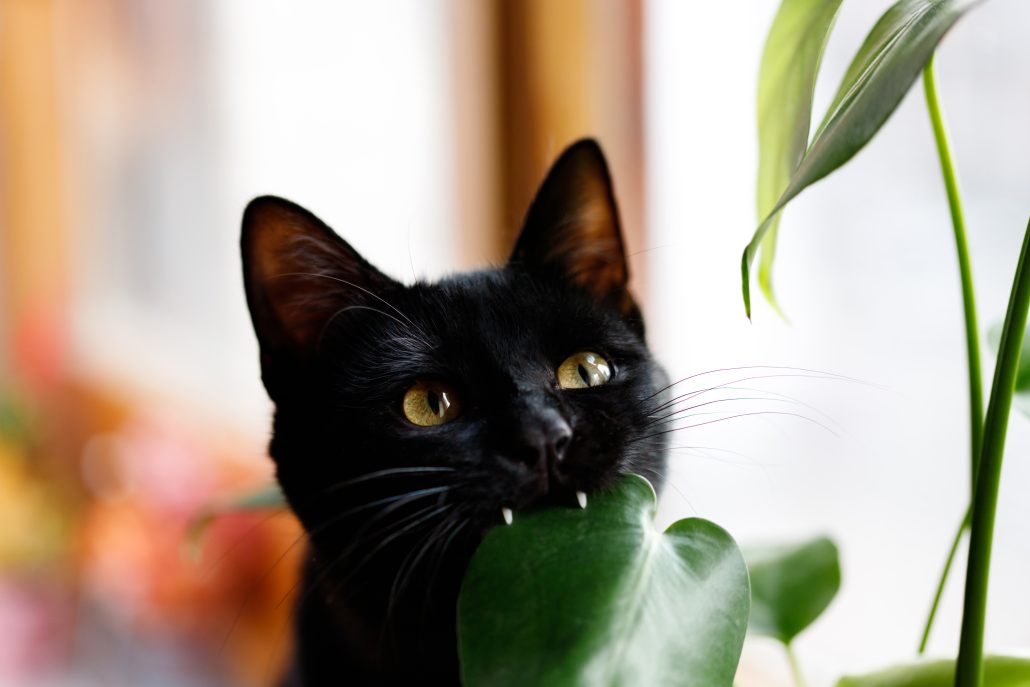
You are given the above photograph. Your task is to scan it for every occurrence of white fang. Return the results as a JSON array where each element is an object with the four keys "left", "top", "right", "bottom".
[
  {"left": 502, "top": 507, "right": 513, "bottom": 525},
  {"left": 576, "top": 491, "right": 588, "bottom": 509}
]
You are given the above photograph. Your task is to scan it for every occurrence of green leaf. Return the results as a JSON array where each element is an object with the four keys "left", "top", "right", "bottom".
[
  {"left": 746, "top": 536, "right": 841, "bottom": 643},
  {"left": 987, "top": 322, "right": 1030, "bottom": 417},
  {"left": 183, "top": 483, "right": 286, "bottom": 561},
  {"left": 458, "top": 475, "right": 750, "bottom": 687},
  {"left": 0, "top": 388, "right": 35, "bottom": 445},
  {"left": 756, "top": 0, "right": 844, "bottom": 314},
  {"left": 956, "top": 220, "right": 1030, "bottom": 686},
  {"left": 836, "top": 656, "right": 1030, "bottom": 687},
  {"left": 743, "top": 0, "right": 985, "bottom": 317}
]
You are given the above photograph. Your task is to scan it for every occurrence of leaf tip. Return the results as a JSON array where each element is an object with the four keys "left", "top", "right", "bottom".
[
  {"left": 758, "top": 278, "right": 790, "bottom": 323},
  {"left": 741, "top": 251, "right": 753, "bottom": 320}
]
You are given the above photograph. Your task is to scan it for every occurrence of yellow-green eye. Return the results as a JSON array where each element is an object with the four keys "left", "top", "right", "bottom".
[
  {"left": 402, "top": 381, "right": 460, "bottom": 426},
  {"left": 557, "top": 351, "right": 612, "bottom": 389}
]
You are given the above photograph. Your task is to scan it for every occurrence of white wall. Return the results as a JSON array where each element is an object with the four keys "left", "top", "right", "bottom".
[
  {"left": 211, "top": 0, "right": 458, "bottom": 428},
  {"left": 646, "top": 1, "right": 1030, "bottom": 683},
  {"left": 69, "top": 1, "right": 458, "bottom": 436}
]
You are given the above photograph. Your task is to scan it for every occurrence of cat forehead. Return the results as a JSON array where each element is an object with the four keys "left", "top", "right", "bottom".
[
  {"left": 411, "top": 270, "right": 608, "bottom": 340},
  {"left": 317, "top": 267, "right": 635, "bottom": 387}
]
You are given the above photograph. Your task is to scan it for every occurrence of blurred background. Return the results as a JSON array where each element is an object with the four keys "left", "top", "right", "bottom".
[{"left": 1, "top": 1, "right": 1028, "bottom": 685}]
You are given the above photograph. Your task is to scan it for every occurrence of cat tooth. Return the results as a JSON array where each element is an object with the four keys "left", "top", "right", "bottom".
[
  {"left": 576, "top": 491, "right": 588, "bottom": 509},
  {"left": 501, "top": 507, "right": 513, "bottom": 526}
]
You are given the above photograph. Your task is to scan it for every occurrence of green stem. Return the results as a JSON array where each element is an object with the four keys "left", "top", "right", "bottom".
[
  {"left": 917, "top": 56, "right": 984, "bottom": 655},
  {"left": 924, "top": 57, "right": 984, "bottom": 482},
  {"left": 917, "top": 507, "right": 970, "bottom": 654},
  {"left": 785, "top": 642, "right": 806, "bottom": 687},
  {"left": 954, "top": 217, "right": 1030, "bottom": 687}
]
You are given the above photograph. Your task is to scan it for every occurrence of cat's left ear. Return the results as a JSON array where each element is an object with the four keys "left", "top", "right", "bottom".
[
  {"left": 241, "top": 196, "right": 400, "bottom": 398},
  {"left": 508, "top": 139, "right": 637, "bottom": 318}
]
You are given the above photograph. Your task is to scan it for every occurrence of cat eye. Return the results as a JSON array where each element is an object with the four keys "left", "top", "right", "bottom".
[
  {"left": 557, "top": 351, "right": 612, "bottom": 389},
  {"left": 402, "top": 381, "right": 461, "bottom": 426}
]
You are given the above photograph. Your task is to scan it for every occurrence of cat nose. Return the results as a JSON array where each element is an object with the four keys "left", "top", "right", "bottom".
[{"left": 514, "top": 410, "right": 572, "bottom": 470}]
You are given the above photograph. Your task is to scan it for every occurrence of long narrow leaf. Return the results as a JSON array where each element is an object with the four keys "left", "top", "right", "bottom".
[
  {"left": 955, "top": 217, "right": 1030, "bottom": 686},
  {"left": 756, "top": 0, "right": 844, "bottom": 312},
  {"left": 836, "top": 656, "right": 1030, "bottom": 687},
  {"left": 987, "top": 322, "right": 1030, "bottom": 417},
  {"left": 743, "top": 0, "right": 984, "bottom": 317}
]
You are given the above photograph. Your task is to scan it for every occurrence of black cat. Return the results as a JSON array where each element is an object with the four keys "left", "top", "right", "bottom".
[{"left": 240, "top": 140, "right": 669, "bottom": 685}]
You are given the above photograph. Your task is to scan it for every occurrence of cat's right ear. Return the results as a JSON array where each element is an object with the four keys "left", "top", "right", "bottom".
[{"left": 241, "top": 196, "right": 397, "bottom": 391}]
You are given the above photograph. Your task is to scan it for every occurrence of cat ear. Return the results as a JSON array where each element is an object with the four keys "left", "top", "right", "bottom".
[
  {"left": 240, "top": 196, "right": 398, "bottom": 365},
  {"left": 508, "top": 139, "right": 635, "bottom": 315}
]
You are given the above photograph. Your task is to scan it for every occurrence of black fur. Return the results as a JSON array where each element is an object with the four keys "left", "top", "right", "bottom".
[{"left": 241, "top": 140, "right": 668, "bottom": 685}]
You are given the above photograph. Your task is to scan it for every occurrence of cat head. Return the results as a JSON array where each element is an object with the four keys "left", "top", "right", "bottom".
[{"left": 240, "top": 139, "right": 668, "bottom": 577}]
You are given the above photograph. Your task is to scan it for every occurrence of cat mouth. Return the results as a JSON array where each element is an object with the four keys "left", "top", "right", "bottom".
[{"left": 498, "top": 488, "right": 588, "bottom": 526}]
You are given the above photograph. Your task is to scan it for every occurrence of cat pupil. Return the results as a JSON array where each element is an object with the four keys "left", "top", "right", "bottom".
[
  {"left": 427, "top": 390, "right": 440, "bottom": 415},
  {"left": 578, "top": 364, "right": 590, "bottom": 385}
]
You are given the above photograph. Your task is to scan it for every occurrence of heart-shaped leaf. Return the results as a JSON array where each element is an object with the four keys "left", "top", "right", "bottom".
[
  {"left": 743, "top": 0, "right": 985, "bottom": 317},
  {"left": 746, "top": 536, "right": 841, "bottom": 643},
  {"left": 755, "top": 0, "right": 844, "bottom": 313},
  {"left": 836, "top": 655, "right": 1030, "bottom": 686},
  {"left": 458, "top": 474, "right": 750, "bottom": 687},
  {"left": 987, "top": 323, "right": 1030, "bottom": 417}
]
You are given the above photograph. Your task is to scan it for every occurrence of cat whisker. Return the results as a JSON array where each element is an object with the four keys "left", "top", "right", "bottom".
[
  {"left": 274, "top": 271, "right": 431, "bottom": 341},
  {"left": 385, "top": 512, "right": 464, "bottom": 621},
  {"left": 639, "top": 364, "right": 881, "bottom": 405},
  {"left": 667, "top": 443, "right": 758, "bottom": 461},
  {"left": 644, "top": 395, "right": 801, "bottom": 428},
  {"left": 644, "top": 371, "right": 861, "bottom": 417},
  {"left": 632, "top": 409, "right": 839, "bottom": 444},
  {"left": 425, "top": 516, "right": 469, "bottom": 589},
  {"left": 683, "top": 384, "right": 842, "bottom": 432},
  {"left": 628, "top": 464, "right": 696, "bottom": 515},
  {"left": 321, "top": 483, "right": 461, "bottom": 574},
  {"left": 323, "top": 484, "right": 463, "bottom": 544},
  {"left": 323, "top": 466, "right": 457, "bottom": 494},
  {"left": 220, "top": 524, "right": 312, "bottom": 655},
  {"left": 630, "top": 411, "right": 840, "bottom": 449},
  {"left": 665, "top": 446, "right": 765, "bottom": 471},
  {"left": 282, "top": 499, "right": 454, "bottom": 630},
  {"left": 200, "top": 509, "right": 291, "bottom": 581},
  {"left": 649, "top": 383, "right": 817, "bottom": 415},
  {"left": 321, "top": 487, "right": 457, "bottom": 530},
  {"left": 402, "top": 513, "right": 473, "bottom": 642},
  {"left": 263, "top": 496, "right": 457, "bottom": 674},
  {"left": 318, "top": 304, "right": 434, "bottom": 353},
  {"left": 252, "top": 484, "right": 460, "bottom": 633},
  {"left": 334, "top": 503, "right": 454, "bottom": 592}
]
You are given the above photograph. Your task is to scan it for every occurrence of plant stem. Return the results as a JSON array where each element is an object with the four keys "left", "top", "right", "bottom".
[
  {"left": 923, "top": 57, "right": 984, "bottom": 483},
  {"left": 917, "top": 56, "right": 983, "bottom": 655},
  {"left": 917, "top": 506, "right": 970, "bottom": 654},
  {"left": 785, "top": 643, "right": 806, "bottom": 687},
  {"left": 954, "top": 217, "right": 1030, "bottom": 687}
]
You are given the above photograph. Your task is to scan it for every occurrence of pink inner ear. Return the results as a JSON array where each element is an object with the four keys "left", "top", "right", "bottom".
[
  {"left": 252, "top": 231, "right": 342, "bottom": 350},
  {"left": 242, "top": 196, "right": 402, "bottom": 379},
  {"left": 508, "top": 140, "right": 633, "bottom": 309},
  {"left": 244, "top": 200, "right": 367, "bottom": 353},
  {"left": 553, "top": 184, "right": 628, "bottom": 305}
]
